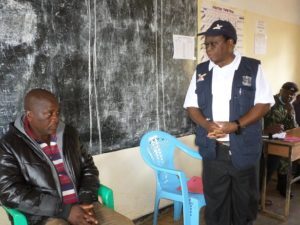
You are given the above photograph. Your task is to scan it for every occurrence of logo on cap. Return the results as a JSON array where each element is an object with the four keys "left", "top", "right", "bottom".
[{"left": 212, "top": 24, "right": 223, "bottom": 30}]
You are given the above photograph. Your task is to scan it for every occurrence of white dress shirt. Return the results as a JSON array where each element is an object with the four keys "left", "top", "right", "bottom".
[{"left": 183, "top": 52, "right": 275, "bottom": 141}]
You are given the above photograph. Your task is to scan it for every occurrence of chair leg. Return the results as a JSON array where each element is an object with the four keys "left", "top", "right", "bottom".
[
  {"left": 190, "top": 199, "right": 200, "bottom": 225},
  {"left": 173, "top": 201, "right": 182, "bottom": 221},
  {"left": 190, "top": 211, "right": 200, "bottom": 225},
  {"left": 182, "top": 202, "right": 191, "bottom": 225},
  {"left": 153, "top": 197, "right": 160, "bottom": 225}
]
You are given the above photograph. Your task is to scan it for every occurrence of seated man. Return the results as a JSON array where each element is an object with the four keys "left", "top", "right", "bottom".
[
  {"left": 0, "top": 89, "right": 134, "bottom": 225},
  {"left": 293, "top": 94, "right": 300, "bottom": 126},
  {"left": 263, "top": 82, "right": 298, "bottom": 197}
]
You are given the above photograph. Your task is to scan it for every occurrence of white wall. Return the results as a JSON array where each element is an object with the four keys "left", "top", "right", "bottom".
[
  {"left": 217, "top": 0, "right": 300, "bottom": 25},
  {"left": 0, "top": 135, "right": 200, "bottom": 224}
]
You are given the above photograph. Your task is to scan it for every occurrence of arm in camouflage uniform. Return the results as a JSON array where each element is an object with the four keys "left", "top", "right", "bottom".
[{"left": 263, "top": 94, "right": 298, "bottom": 175}]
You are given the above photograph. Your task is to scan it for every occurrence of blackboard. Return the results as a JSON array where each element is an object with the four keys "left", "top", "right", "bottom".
[{"left": 0, "top": 0, "right": 197, "bottom": 154}]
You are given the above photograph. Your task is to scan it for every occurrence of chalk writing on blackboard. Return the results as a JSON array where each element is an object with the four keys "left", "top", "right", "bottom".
[{"left": 0, "top": 0, "right": 196, "bottom": 154}]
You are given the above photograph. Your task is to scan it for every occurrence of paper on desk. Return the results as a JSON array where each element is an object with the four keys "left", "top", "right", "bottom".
[{"left": 272, "top": 132, "right": 286, "bottom": 139}]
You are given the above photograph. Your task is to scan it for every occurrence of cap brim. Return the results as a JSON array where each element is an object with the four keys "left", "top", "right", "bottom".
[
  {"left": 197, "top": 30, "right": 223, "bottom": 37},
  {"left": 197, "top": 31, "right": 206, "bottom": 36},
  {"left": 282, "top": 87, "right": 299, "bottom": 93}
]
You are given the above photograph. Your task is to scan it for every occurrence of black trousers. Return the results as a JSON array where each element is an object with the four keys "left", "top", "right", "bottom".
[{"left": 202, "top": 144, "right": 259, "bottom": 225}]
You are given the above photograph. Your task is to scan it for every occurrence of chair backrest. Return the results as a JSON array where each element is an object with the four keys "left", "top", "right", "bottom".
[
  {"left": 140, "top": 130, "right": 177, "bottom": 169},
  {"left": 140, "top": 130, "right": 194, "bottom": 190}
]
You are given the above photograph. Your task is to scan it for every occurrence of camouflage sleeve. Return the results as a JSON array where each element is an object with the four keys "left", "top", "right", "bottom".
[{"left": 264, "top": 99, "right": 296, "bottom": 130}]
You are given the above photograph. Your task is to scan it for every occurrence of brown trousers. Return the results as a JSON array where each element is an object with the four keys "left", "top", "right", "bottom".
[{"left": 42, "top": 203, "right": 134, "bottom": 225}]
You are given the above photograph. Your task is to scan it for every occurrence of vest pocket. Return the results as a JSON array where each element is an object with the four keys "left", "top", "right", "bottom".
[
  {"left": 237, "top": 125, "right": 261, "bottom": 155},
  {"left": 236, "top": 86, "right": 255, "bottom": 115}
]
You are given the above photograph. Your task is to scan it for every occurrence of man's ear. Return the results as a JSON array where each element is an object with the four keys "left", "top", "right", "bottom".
[
  {"left": 26, "top": 111, "right": 33, "bottom": 121},
  {"left": 228, "top": 39, "right": 235, "bottom": 52},
  {"left": 228, "top": 39, "right": 235, "bottom": 46}
]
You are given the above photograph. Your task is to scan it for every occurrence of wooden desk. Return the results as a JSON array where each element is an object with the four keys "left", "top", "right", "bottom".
[{"left": 261, "top": 128, "right": 300, "bottom": 220}]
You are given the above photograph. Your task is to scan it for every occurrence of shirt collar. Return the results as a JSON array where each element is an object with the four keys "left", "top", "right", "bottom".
[{"left": 208, "top": 51, "right": 241, "bottom": 71}]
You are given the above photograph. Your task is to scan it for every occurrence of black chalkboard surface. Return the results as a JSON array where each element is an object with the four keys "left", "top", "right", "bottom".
[{"left": 0, "top": 0, "right": 197, "bottom": 154}]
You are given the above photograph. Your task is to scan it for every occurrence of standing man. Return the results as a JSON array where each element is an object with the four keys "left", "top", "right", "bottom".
[
  {"left": 184, "top": 20, "right": 274, "bottom": 225},
  {"left": 264, "top": 82, "right": 298, "bottom": 197},
  {"left": 0, "top": 89, "right": 134, "bottom": 225}
]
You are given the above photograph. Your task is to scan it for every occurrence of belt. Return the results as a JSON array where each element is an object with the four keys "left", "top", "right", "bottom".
[
  {"left": 216, "top": 141, "right": 232, "bottom": 160},
  {"left": 220, "top": 141, "right": 230, "bottom": 147}
]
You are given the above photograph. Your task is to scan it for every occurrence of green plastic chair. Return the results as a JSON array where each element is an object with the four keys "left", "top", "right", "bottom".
[{"left": 2, "top": 184, "right": 114, "bottom": 225}]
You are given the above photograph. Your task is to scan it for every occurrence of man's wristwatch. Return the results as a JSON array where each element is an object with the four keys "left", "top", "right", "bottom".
[{"left": 233, "top": 120, "right": 242, "bottom": 135}]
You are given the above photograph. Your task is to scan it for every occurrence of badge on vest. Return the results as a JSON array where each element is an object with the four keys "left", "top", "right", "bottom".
[
  {"left": 197, "top": 73, "right": 207, "bottom": 82},
  {"left": 242, "top": 75, "right": 252, "bottom": 87}
]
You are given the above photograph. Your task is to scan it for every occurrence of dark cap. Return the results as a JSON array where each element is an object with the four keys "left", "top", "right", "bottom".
[
  {"left": 197, "top": 20, "right": 237, "bottom": 42},
  {"left": 281, "top": 82, "right": 298, "bottom": 93}
]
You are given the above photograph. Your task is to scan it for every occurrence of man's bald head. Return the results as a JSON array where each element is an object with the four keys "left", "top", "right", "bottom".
[
  {"left": 24, "top": 89, "right": 60, "bottom": 140},
  {"left": 24, "top": 89, "right": 58, "bottom": 111}
]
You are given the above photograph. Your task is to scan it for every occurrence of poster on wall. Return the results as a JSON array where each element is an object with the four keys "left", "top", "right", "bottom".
[
  {"left": 254, "top": 20, "right": 267, "bottom": 55},
  {"left": 199, "top": 1, "right": 245, "bottom": 62}
]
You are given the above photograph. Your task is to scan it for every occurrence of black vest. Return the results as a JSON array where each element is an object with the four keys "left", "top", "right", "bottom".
[{"left": 195, "top": 57, "right": 262, "bottom": 169}]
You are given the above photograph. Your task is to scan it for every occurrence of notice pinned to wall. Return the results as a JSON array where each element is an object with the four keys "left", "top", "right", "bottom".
[
  {"left": 173, "top": 34, "right": 196, "bottom": 60},
  {"left": 199, "top": 0, "right": 245, "bottom": 62},
  {"left": 254, "top": 20, "right": 267, "bottom": 55}
]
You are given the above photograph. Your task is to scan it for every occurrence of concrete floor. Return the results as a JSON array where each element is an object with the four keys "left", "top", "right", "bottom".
[
  {"left": 255, "top": 178, "right": 300, "bottom": 225},
  {"left": 136, "top": 179, "right": 300, "bottom": 225}
]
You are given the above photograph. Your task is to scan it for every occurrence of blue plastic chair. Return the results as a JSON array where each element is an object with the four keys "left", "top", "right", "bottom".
[{"left": 140, "top": 130, "right": 206, "bottom": 225}]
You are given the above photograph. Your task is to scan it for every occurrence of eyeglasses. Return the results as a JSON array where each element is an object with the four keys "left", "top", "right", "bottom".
[{"left": 202, "top": 40, "right": 225, "bottom": 49}]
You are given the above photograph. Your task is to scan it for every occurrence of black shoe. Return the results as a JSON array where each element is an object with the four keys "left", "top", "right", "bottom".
[
  {"left": 278, "top": 189, "right": 294, "bottom": 199},
  {"left": 277, "top": 174, "right": 294, "bottom": 198},
  {"left": 265, "top": 199, "right": 273, "bottom": 206},
  {"left": 258, "top": 199, "right": 272, "bottom": 210}
]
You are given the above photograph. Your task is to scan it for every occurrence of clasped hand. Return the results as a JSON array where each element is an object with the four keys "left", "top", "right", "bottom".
[
  {"left": 68, "top": 204, "right": 98, "bottom": 225},
  {"left": 205, "top": 121, "right": 237, "bottom": 139}
]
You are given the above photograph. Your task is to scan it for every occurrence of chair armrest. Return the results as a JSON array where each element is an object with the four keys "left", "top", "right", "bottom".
[
  {"left": 176, "top": 141, "right": 202, "bottom": 160},
  {"left": 98, "top": 184, "right": 114, "bottom": 209},
  {"left": 2, "top": 184, "right": 114, "bottom": 225},
  {"left": 153, "top": 165, "right": 185, "bottom": 177},
  {"left": 3, "top": 206, "right": 28, "bottom": 225}
]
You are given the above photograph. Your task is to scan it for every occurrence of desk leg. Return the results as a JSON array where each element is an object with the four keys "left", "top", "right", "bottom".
[
  {"left": 260, "top": 143, "right": 289, "bottom": 221},
  {"left": 284, "top": 146, "right": 293, "bottom": 217},
  {"left": 261, "top": 143, "right": 268, "bottom": 211}
]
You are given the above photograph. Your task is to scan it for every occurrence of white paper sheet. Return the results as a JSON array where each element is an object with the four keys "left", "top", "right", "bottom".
[
  {"left": 173, "top": 34, "right": 195, "bottom": 60},
  {"left": 272, "top": 132, "right": 286, "bottom": 139},
  {"left": 255, "top": 20, "right": 267, "bottom": 55}
]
